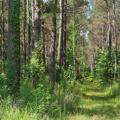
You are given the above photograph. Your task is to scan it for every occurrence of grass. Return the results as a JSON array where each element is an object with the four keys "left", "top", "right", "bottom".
[
  {"left": 67, "top": 82, "right": 120, "bottom": 120},
  {"left": 0, "top": 81, "right": 120, "bottom": 120},
  {"left": 0, "top": 105, "right": 38, "bottom": 120}
]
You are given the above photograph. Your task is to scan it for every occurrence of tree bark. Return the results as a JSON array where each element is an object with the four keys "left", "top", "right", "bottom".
[
  {"left": 62, "top": 0, "right": 67, "bottom": 68},
  {"left": 112, "top": 0, "right": 117, "bottom": 78},
  {"left": 58, "top": 0, "right": 63, "bottom": 70},
  {"left": 7, "top": 0, "right": 20, "bottom": 94},
  {"left": 2, "top": 0, "right": 6, "bottom": 73},
  {"left": 31, "top": 0, "right": 40, "bottom": 50},
  {"left": 23, "top": 0, "right": 27, "bottom": 65},
  {"left": 50, "top": 0, "right": 57, "bottom": 88},
  {"left": 41, "top": 21, "right": 46, "bottom": 65},
  {"left": 27, "top": 0, "right": 31, "bottom": 62}
]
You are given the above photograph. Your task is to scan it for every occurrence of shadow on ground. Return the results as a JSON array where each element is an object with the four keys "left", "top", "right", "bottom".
[{"left": 77, "top": 104, "right": 120, "bottom": 119}]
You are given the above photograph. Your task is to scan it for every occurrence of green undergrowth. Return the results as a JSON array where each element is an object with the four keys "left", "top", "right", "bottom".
[
  {"left": 0, "top": 79, "right": 120, "bottom": 120},
  {"left": 67, "top": 81, "right": 120, "bottom": 120}
]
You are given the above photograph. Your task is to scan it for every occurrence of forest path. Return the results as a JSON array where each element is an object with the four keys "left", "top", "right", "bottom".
[{"left": 68, "top": 82, "right": 120, "bottom": 120}]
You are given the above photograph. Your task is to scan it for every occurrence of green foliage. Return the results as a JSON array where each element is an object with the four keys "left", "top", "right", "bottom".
[
  {"left": 24, "top": 54, "right": 46, "bottom": 87},
  {"left": 0, "top": 73, "right": 8, "bottom": 98},
  {"left": 1, "top": 0, "right": 120, "bottom": 119},
  {"left": 1, "top": 78, "right": 120, "bottom": 120},
  {"left": 6, "top": 61, "right": 17, "bottom": 94},
  {"left": 20, "top": 78, "right": 53, "bottom": 116},
  {"left": 63, "top": 80, "right": 81, "bottom": 111},
  {"left": 94, "top": 49, "right": 114, "bottom": 81},
  {"left": 0, "top": 98, "right": 38, "bottom": 120},
  {"left": 94, "top": 49, "right": 107, "bottom": 79},
  {"left": 30, "top": 56, "right": 45, "bottom": 78},
  {"left": 115, "top": 51, "right": 120, "bottom": 78},
  {"left": 63, "top": 65, "right": 74, "bottom": 80}
]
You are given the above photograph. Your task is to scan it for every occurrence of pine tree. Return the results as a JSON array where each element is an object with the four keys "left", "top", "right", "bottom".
[{"left": 7, "top": 0, "right": 20, "bottom": 94}]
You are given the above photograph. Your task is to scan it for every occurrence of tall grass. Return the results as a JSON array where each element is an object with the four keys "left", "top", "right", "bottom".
[{"left": 0, "top": 78, "right": 120, "bottom": 120}]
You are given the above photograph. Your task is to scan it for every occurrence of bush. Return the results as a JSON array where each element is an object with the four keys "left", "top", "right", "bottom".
[
  {"left": 94, "top": 49, "right": 114, "bottom": 82},
  {"left": 0, "top": 73, "right": 8, "bottom": 98}
]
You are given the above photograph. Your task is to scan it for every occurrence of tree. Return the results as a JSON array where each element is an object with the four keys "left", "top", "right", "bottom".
[
  {"left": 58, "top": 0, "right": 63, "bottom": 72},
  {"left": 7, "top": 0, "right": 20, "bottom": 93},
  {"left": 57, "top": 0, "right": 67, "bottom": 79},
  {"left": 62, "top": 0, "right": 67, "bottom": 68},
  {"left": 31, "top": 0, "right": 40, "bottom": 50},
  {"left": 23, "top": 0, "right": 27, "bottom": 65},
  {"left": 27, "top": 0, "right": 31, "bottom": 62},
  {"left": 49, "top": 0, "right": 57, "bottom": 88}
]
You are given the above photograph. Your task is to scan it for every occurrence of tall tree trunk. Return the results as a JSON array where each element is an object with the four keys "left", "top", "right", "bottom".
[
  {"left": 112, "top": 0, "right": 117, "bottom": 78},
  {"left": 58, "top": 0, "right": 64, "bottom": 79},
  {"left": 107, "top": 10, "right": 112, "bottom": 55},
  {"left": 0, "top": 2, "right": 2, "bottom": 72},
  {"left": 105, "top": 0, "right": 112, "bottom": 55},
  {"left": 23, "top": 0, "right": 27, "bottom": 65},
  {"left": 73, "top": 1, "right": 77, "bottom": 79},
  {"left": 27, "top": 0, "right": 31, "bottom": 62},
  {"left": 41, "top": 21, "right": 46, "bottom": 65},
  {"left": 31, "top": 0, "right": 40, "bottom": 50},
  {"left": 2, "top": 0, "right": 6, "bottom": 73},
  {"left": 31, "top": 0, "right": 41, "bottom": 87},
  {"left": 7, "top": 0, "right": 20, "bottom": 94},
  {"left": 62, "top": 0, "right": 67, "bottom": 68},
  {"left": 50, "top": 0, "right": 57, "bottom": 88}
]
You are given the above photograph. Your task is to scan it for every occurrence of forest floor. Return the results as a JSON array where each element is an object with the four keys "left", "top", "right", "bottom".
[
  {"left": 67, "top": 81, "right": 120, "bottom": 120},
  {"left": 0, "top": 81, "right": 120, "bottom": 120}
]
